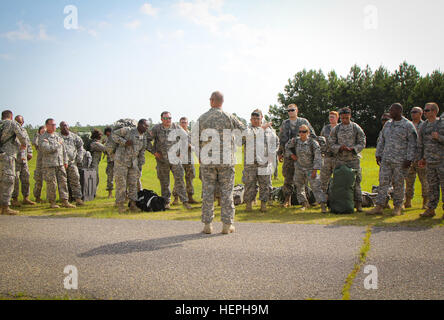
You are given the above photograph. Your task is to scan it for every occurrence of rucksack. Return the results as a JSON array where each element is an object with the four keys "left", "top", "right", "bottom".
[
  {"left": 328, "top": 165, "right": 357, "bottom": 214},
  {"left": 134, "top": 189, "right": 166, "bottom": 212},
  {"left": 78, "top": 132, "right": 92, "bottom": 152},
  {"left": 105, "top": 119, "right": 138, "bottom": 157},
  {"left": 271, "top": 185, "right": 316, "bottom": 205}
]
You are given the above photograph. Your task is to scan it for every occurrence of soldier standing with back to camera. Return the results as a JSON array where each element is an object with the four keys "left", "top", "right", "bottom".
[
  {"left": 278, "top": 104, "right": 316, "bottom": 208},
  {"left": 0, "top": 110, "right": 28, "bottom": 215},
  {"left": 329, "top": 107, "right": 366, "bottom": 212},
  {"left": 11, "top": 115, "right": 36, "bottom": 207}
]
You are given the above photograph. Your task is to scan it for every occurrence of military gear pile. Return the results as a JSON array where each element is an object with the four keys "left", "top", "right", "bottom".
[{"left": 134, "top": 189, "right": 166, "bottom": 212}]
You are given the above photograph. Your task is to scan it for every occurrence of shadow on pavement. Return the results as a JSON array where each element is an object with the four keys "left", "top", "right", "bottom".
[{"left": 78, "top": 233, "right": 224, "bottom": 257}]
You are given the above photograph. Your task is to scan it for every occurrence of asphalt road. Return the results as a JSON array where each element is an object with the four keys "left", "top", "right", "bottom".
[{"left": 0, "top": 216, "right": 442, "bottom": 300}]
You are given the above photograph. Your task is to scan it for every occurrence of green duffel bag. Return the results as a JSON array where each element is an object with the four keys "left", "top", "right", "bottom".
[{"left": 328, "top": 165, "right": 357, "bottom": 214}]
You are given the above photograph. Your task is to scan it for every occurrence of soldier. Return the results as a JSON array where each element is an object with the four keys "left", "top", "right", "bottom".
[
  {"left": 286, "top": 125, "right": 326, "bottom": 212},
  {"left": 39, "top": 119, "right": 75, "bottom": 209},
  {"left": 278, "top": 104, "right": 316, "bottom": 208},
  {"left": 417, "top": 102, "right": 444, "bottom": 218},
  {"left": 0, "top": 110, "right": 28, "bottom": 215},
  {"left": 193, "top": 91, "right": 250, "bottom": 234},
  {"left": 319, "top": 110, "right": 339, "bottom": 200},
  {"left": 148, "top": 112, "right": 191, "bottom": 210},
  {"left": 11, "top": 115, "right": 36, "bottom": 206},
  {"left": 242, "top": 109, "right": 277, "bottom": 213},
  {"left": 329, "top": 107, "right": 366, "bottom": 212},
  {"left": 172, "top": 117, "right": 198, "bottom": 205},
  {"left": 59, "top": 121, "right": 84, "bottom": 206},
  {"left": 378, "top": 113, "right": 392, "bottom": 209},
  {"left": 103, "top": 127, "right": 114, "bottom": 199},
  {"left": 404, "top": 107, "right": 428, "bottom": 209},
  {"left": 368, "top": 103, "right": 417, "bottom": 216},
  {"left": 112, "top": 119, "right": 149, "bottom": 213},
  {"left": 32, "top": 126, "right": 46, "bottom": 203},
  {"left": 90, "top": 129, "right": 107, "bottom": 188}
]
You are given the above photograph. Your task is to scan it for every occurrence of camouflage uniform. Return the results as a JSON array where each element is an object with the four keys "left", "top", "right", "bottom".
[
  {"left": 242, "top": 125, "right": 279, "bottom": 203},
  {"left": 39, "top": 131, "right": 69, "bottom": 202},
  {"left": 32, "top": 133, "right": 44, "bottom": 199},
  {"left": 375, "top": 117, "right": 417, "bottom": 207},
  {"left": 405, "top": 120, "right": 428, "bottom": 200},
  {"left": 417, "top": 117, "right": 444, "bottom": 210},
  {"left": 193, "top": 108, "right": 246, "bottom": 225},
  {"left": 103, "top": 136, "right": 114, "bottom": 191},
  {"left": 319, "top": 124, "right": 336, "bottom": 195},
  {"left": 59, "top": 132, "right": 83, "bottom": 200},
  {"left": 112, "top": 127, "right": 146, "bottom": 204},
  {"left": 148, "top": 123, "right": 188, "bottom": 204},
  {"left": 286, "top": 137, "right": 325, "bottom": 204},
  {"left": 0, "top": 120, "right": 28, "bottom": 206},
  {"left": 329, "top": 122, "right": 366, "bottom": 202},
  {"left": 90, "top": 140, "right": 107, "bottom": 187},
  {"left": 278, "top": 118, "right": 316, "bottom": 198},
  {"left": 12, "top": 129, "right": 32, "bottom": 199},
  {"left": 173, "top": 129, "right": 195, "bottom": 198}
]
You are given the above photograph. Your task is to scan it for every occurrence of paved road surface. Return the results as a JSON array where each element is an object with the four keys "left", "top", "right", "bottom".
[{"left": 0, "top": 216, "right": 442, "bottom": 299}]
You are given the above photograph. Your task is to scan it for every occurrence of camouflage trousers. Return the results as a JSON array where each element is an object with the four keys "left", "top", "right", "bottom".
[
  {"left": 92, "top": 163, "right": 100, "bottom": 187},
  {"left": 12, "top": 161, "right": 30, "bottom": 198},
  {"left": 376, "top": 161, "right": 408, "bottom": 207},
  {"left": 173, "top": 164, "right": 195, "bottom": 197},
  {"left": 320, "top": 156, "right": 335, "bottom": 195},
  {"left": 282, "top": 156, "right": 295, "bottom": 198},
  {"left": 43, "top": 166, "right": 69, "bottom": 202},
  {"left": 106, "top": 161, "right": 114, "bottom": 191},
  {"left": 0, "top": 154, "right": 16, "bottom": 206},
  {"left": 199, "top": 166, "right": 220, "bottom": 199},
  {"left": 66, "top": 163, "right": 82, "bottom": 200},
  {"left": 405, "top": 161, "right": 428, "bottom": 199},
  {"left": 335, "top": 159, "right": 362, "bottom": 202},
  {"left": 156, "top": 160, "right": 188, "bottom": 204},
  {"left": 425, "top": 164, "right": 444, "bottom": 210},
  {"left": 294, "top": 166, "right": 326, "bottom": 204},
  {"left": 33, "top": 156, "right": 43, "bottom": 199},
  {"left": 114, "top": 162, "right": 141, "bottom": 204},
  {"left": 242, "top": 166, "right": 272, "bottom": 202},
  {"left": 201, "top": 166, "right": 235, "bottom": 225}
]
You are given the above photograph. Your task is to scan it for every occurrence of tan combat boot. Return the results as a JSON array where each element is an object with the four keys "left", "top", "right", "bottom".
[
  {"left": 172, "top": 196, "right": 179, "bottom": 206},
  {"left": 107, "top": 190, "right": 113, "bottom": 199},
  {"left": 11, "top": 198, "right": 21, "bottom": 207},
  {"left": 245, "top": 201, "right": 253, "bottom": 212},
  {"left": 355, "top": 201, "right": 363, "bottom": 213},
  {"left": 129, "top": 201, "right": 141, "bottom": 213},
  {"left": 61, "top": 200, "right": 76, "bottom": 208},
  {"left": 283, "top": 195, "right": 291, "bottom": 208},
  {"left": 49, "top": 201, "right": 60, "bottom": 209},
  {"left": 392, "top": 206, "right": 403, "bottom": 216},
  {"left": 183, "top": 202, "right": 192, "bottom": 210},
  {"left": 75, "top": 199, "right": 85, "bottom": 206},
  {"left": 23, "top": 197, "right": 36, "bottom": 205},
  {"left": 2, "top": 205, "right": 19, "bottom": 215},
  {"left": 321, "top": 203, "right": 328, "bottom": 214},
  {"left": 202, "top": 223, "right": 213, "bottom": 234},
  {"left": 260, "top": 201, "right": 267, "bottom": 212},
  {"left": 422, "top": 197, "right": 428, "bottom": 210},
  {"left": 35, "top": 197, "right": 43, "bottom": 204},
  {"left": 366, "top": 205, "right": 384, "bottom": 216},
  {"left": 165, "top": 203, "right": 171, "bottom": 210},
  {"left": 300, "top": 202, "right": 310, "bottom": 211},
  {"left": 117, "top": 202, "right": 128, "bottom": 214},
  {"left": 222, "top": 223, "right": 235, "bottom": 234},
  {"left": 420, "top": 208, "right": 436, "bottom": 218},
  {"left": 187, "top": 193, "right": 198, "bottom": 204},
  {"left": 404, "top": 197, "right": 412, "bottom": 208}
]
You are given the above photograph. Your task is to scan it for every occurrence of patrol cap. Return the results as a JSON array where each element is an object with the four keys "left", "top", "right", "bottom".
[
  {"left": 251, "top": 109, "right": 263, "bottom": 117},
  {"left": 339, "top": 107, "right": 351, "bottom": 115}
]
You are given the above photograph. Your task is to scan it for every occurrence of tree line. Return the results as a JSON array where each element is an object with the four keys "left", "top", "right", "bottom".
[{"left": 265, "top": 62, "right": 444, "bottom": 147}]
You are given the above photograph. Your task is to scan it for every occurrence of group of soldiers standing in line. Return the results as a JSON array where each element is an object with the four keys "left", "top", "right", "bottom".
[{"left": 0, "top": 93, "right": 443, "bottom": 234}]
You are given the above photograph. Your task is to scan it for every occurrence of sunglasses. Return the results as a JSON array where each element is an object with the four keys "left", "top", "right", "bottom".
[
  {"left": 424, "top": 109, "right": 432, "bottom": 113},
  {"left": 287, "top": 109, "right": 296, "bottom": 112},
  {"left": 162, "top": 117, "right": 172, "bottom": 120},
  {"left": 299, "top": 130, "right": 308, "bottom": 133},
  {"left": 411, "top": 110, "right": 420, "bottom": 114}
]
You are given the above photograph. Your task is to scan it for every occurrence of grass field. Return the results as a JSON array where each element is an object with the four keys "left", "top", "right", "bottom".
[{"left": 14, "top": 148, "right": 443, "bottom": 228}]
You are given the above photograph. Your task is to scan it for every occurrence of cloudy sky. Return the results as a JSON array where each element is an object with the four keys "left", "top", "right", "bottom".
[{"left": 0, "top": 0, "right": 443, "bottom": 127}]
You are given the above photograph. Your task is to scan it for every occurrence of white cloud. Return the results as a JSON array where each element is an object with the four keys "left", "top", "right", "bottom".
[
  {"left": 2, "top": 21, "right": 34, "bottom": 41},
  {"left": 174, "top": 0, "right": 235, "bottom": 34},
  {"left": 140, "top": 3, "right": 159, "bottom": 16},
  {"left": 125, "top": 20, "right": 142, "bottom": 30}
]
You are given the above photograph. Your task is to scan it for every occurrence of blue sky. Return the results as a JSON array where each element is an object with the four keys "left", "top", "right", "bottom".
[{"left": 1, "top": 0, "right": 443, "bottom": 127}]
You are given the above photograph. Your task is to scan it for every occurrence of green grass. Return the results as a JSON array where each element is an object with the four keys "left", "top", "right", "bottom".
[{"left": 15, "top": 148, "right": 443, "bottom": 228}]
